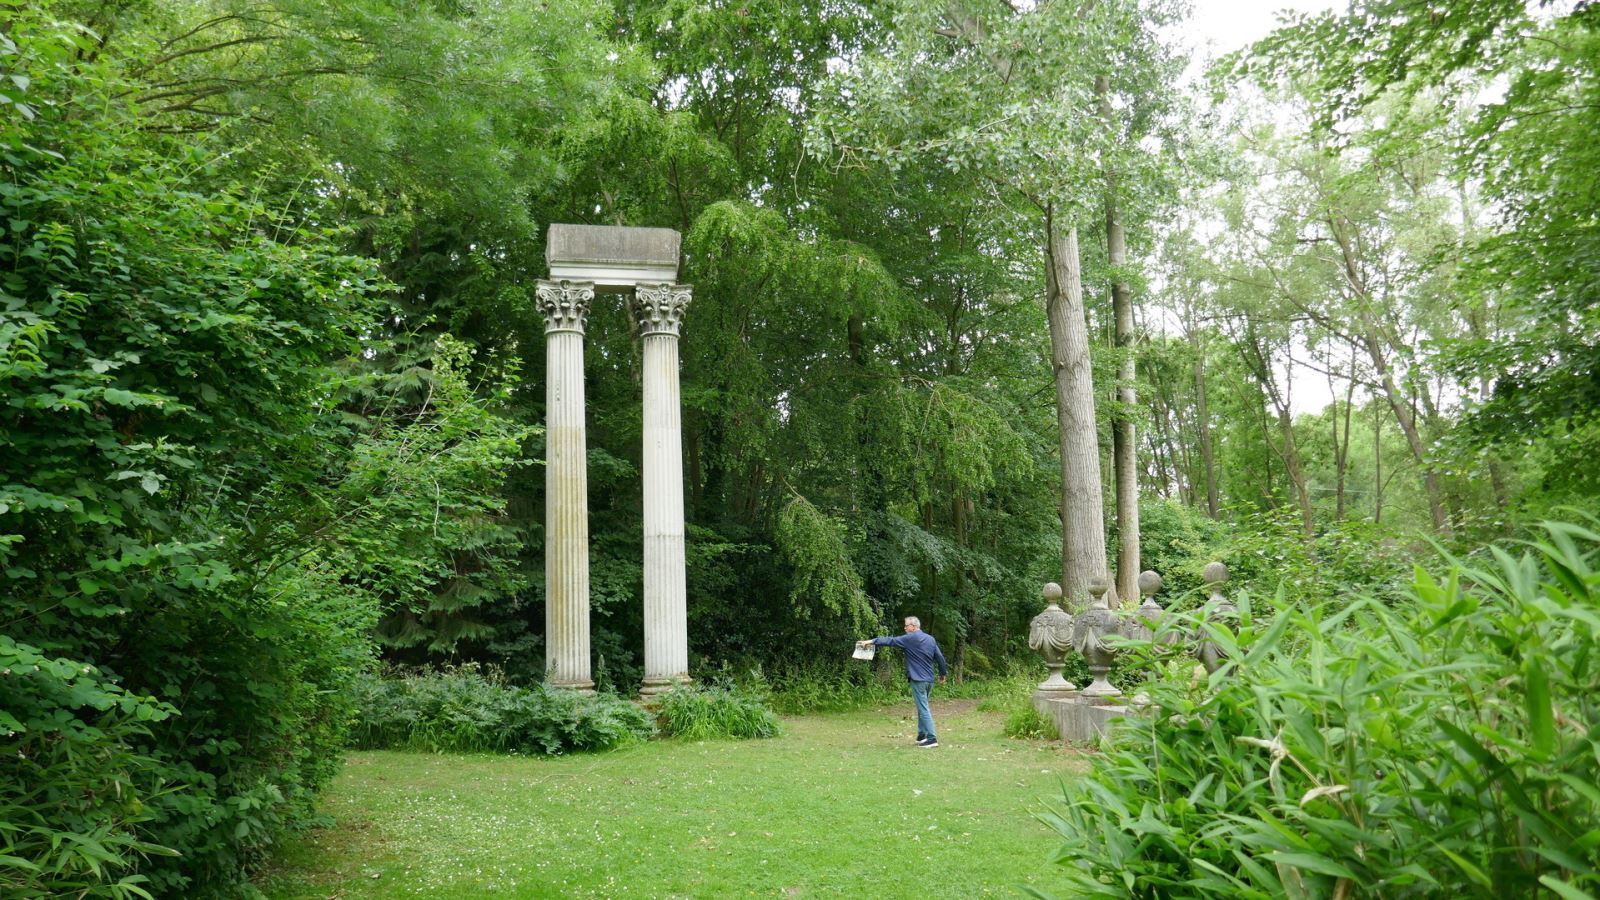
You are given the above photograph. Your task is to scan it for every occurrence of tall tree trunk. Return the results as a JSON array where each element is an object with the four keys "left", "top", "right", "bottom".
[
  {"left": 1099, "top": 75, "right": 1138, "bottom": 604},
  {"left": 1359, "top": 328, "right": 1449, "bottom": 534},
  {"left": 950, "top": 490, "right": 967, "bottom": 679},
  {"left": 1147, "top": 365, "right": 1187, "bottom": 503},
  {"left": 1045, "top": 212, "right": 1113, "bottom": 609},
  {"left": 1373, "top": 397, "right": 1384, "bottom": 524},
  {"left": 1240, "top": 321, "right": 1313, "bottom": 535},
  {"left": 1190, "top": 328, "right": 1220, "bottom": 518},
  {"left": 1328, "top": 217, "right": 1451, "bottom": 535},
  {"left": 1277, "top": 405, "right": 1314, "bottom": 537},
  {"left": 1335, "top": 353, "right": 1356, "bottom": 520},
  {"left": 1258, "top": 399, "right": 1277, "bottom": 507}
]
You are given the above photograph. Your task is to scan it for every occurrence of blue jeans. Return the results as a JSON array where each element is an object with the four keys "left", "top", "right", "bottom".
[{"left": 911, "top": 680, "right": 936, "bottom": 741}]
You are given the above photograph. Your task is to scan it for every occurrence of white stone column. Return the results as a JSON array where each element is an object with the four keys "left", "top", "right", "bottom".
[
  {"left": 632, "top": 283, "right": 692, "bottom": 696},
  {"left": 537, "top": 279, "right": 594, "bottom": 693}
]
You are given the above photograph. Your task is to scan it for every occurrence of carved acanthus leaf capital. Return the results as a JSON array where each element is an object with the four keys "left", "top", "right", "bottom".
[
  {"left": 537, "top": 280, "right": 594, "bottom": 334},
  {"left": 632, "top": 283, "right": 692, "bottom": 337}
]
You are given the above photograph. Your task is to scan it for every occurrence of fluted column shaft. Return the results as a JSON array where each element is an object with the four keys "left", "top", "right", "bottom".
[
  {"left": 633, "top": 284, "right": 691, "bottom": 696},
  {"left": 538, "top": 280, "right": 594, "bottom": 693}
]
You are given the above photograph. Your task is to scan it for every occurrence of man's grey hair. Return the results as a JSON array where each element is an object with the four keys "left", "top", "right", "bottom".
[{"left": 904, "top": 616, "right": 921, "bottom": 628}]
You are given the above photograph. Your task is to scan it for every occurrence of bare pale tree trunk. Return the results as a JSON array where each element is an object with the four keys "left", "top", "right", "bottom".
[
  {"left": 1359, "top": 328, "right": 1449, "bottom": 534},
  {"left": 1327, "top": 362, "right": 1344, "bottom": 520},
  {"left": 1097, "top": 76, "right": 1139, "bottom": 604},
  {"left": 1147, "top": 370, "right": 1186, "bottom": 503},
  {"left": 1046, "top": 213, "right": 1113, "bottom": 609},
  {"left": 1240, "top": 320, "right": 1313, "bottom": 536},
  {"left": 1373, "top": 397, "right": 1384, "bottom": 524},
  {"left": 1327, "top": 218, "right": 1451, "bottom": 535},
  {"left": 1335, "top": 352, "right": 1357, "bottom": 520},
  {"left": 1190, "top": 327, "right": 1220, "bottom": 518}
]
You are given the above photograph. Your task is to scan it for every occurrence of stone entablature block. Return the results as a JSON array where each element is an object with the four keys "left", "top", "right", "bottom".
[{"left": 546, "top": 224, "right": 681, "bottom": 290}]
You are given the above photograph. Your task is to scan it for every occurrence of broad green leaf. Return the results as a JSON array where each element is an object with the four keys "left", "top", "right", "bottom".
[{"left": 1525, "top": 658, "right": 1557, "bottom": 756}]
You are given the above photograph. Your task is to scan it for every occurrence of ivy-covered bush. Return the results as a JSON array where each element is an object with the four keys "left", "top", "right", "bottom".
[
  {"left": 1036, "top": 520, "right": 1600, "bottom": 898},
  {"left": 349, "top": 669, "right": 655, "bottom": 755},
  {"left": 655, "top": 684, "right": 781, "bottom": 740}
]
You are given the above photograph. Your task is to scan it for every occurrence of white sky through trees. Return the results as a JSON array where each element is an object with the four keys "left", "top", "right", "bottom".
[{"left": 1165, "top": 0, "right": 1343, "bottom": 413}]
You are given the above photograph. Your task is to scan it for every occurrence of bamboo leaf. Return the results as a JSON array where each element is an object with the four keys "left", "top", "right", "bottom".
[
  {"left": 1265, "top": 851, "right": 1359, "bottom": 880},
  {"left": 1525, "top": 658, "right": 1557, "bottom": 757},
  {"left": 1438, "top": 847, "right": 1492, "bottom": 888},
  {"left": 1540, "top": 876, "right": 1599, "bottom": 900}
]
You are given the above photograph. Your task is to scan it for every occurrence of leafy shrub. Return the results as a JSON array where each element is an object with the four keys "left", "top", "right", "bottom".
[
  {"left": 1003, "top": 702, "right": 1060, "bottom": 741},
  {"left": 655, "top": 685, "right": 781, "bottom": 740},
  {"left": 350, "top": 669, "right": 654, "bottom": 755},
  {"left": 1036, "top": 520, "right": 1600, "bottom": 898},
  {"left": 759, "top": 659, "right": 1048, "bottom": 715},
  {"left": 0, "top": 638, "right": 178, "bottom": 899},
  {"left": 762, "top": 662, "right": 903, "bottom": 714},
  {"left": 0, "top": 11, "right": 384, "bottom": 894}
]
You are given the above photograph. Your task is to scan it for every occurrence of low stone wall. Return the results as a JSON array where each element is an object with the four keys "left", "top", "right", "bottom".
[{"left": 1032, "top": 690, "right": 1138, "bottom": 743}]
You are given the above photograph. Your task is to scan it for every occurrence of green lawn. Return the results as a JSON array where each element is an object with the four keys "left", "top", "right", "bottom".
[{"left": 258, "top": 700, "right": 1086, "bottom": 898}]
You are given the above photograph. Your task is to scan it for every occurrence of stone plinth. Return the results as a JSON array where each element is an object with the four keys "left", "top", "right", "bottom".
[{"left": 1033, "top": 692, "right": 1141, "bottom": 743}]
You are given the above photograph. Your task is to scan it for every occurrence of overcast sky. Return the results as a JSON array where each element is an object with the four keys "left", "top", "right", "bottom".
[
  {"left": 1163, "top": 0, "right": 1345, "bottom": 413},
  {"left": 1180, "top": 0, "right": 1341, "bottom": 57}
]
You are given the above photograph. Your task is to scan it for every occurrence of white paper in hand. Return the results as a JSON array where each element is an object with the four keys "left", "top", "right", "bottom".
[{"left": 852, "top": 643, "right": 875, "bottom": 661}]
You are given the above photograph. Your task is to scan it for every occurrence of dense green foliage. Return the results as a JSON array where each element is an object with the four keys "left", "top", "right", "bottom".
[
  {"left": 348, "top": 669, "right": 653, "bottom": 755},
  {"left": 1038, "top": 521, "right": 1600, "bottom": 898},
  {"left": 1, "top": 10, "right": 385, "bottom": 894},
  {"left": 654, "top": 684, "right": 781, "bottom": 741},
  {"left": 0, "top": 3, "right": 546, "bottom": 893}
]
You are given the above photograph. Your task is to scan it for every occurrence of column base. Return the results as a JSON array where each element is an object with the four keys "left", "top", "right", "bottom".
[
  {"left": 638, "top": 675, "right": 692, "bottom": 698},
  {"left": 549, "top": 679, "right": 596, "bottom": 696}
]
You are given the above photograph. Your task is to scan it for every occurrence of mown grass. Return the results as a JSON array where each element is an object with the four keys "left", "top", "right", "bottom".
[{"left": 258, "top": 700, "right": 1083, "bottom": 898}]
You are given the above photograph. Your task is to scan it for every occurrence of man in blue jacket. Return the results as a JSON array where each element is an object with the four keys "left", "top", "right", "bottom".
[{"left": 858, "top": 617, "right": 949, "bottom": 748}]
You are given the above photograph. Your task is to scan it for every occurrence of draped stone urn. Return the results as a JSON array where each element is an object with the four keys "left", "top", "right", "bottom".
[
  {"left": 1028, "top": 582, "right": 1077, "bottom": 695},
  {"left": 1196, "top": 561, "right": 1235, "bottom": 675},
  {"left": 1072, "top": 577, "right": 1123, "bottom": 699}
]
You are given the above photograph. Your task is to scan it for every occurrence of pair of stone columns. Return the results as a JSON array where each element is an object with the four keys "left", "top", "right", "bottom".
[{"left": 536, "top": 279, "right": 691, "bottom": 696}]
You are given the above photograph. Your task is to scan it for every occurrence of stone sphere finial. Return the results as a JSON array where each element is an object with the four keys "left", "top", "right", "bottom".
[
  {"left": 1202, "top": 561, "right": 1229, "bottom": 585},
  {"left": 1042, "top": 582, "right": 1063, "bottom": 604},
  {"left": 1087, "top": 576, "right": 1109, "bottom": 603},
  {"left": 1138, "top": 570, "right": 1163, "bottom": 598}
]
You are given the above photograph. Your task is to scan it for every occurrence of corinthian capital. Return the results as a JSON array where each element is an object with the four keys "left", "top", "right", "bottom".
[
  {"left": 631, "top": 283, "right": 692, "bottom": 337},
  {"left": 537, "top": 280, "right": 594, "bottom": 334}
]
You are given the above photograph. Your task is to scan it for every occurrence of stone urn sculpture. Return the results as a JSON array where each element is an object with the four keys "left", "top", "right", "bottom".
[
  {"left": 1072, "top": 577, "right": 1122, "bottom": 699},
  {"left": 1028, "top": 582, "right": 1077, "bottom": 695},
  {"left": 1196, "top": 561, "right": 1235, "bottom": 675}
]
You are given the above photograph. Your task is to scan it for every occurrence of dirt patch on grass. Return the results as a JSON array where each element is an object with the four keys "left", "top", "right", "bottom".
[{"left": 931, "top": 698, "right": 982, "bottom": 715}]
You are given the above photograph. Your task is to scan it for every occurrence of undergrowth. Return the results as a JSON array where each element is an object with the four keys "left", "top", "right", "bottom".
[
  {"left": 654, "top": 684, "right": 781, "bottom": 740},
  {"left": 1036, "top": 519, "right": 1600, "bottom": 898},
  {"left": 349, "top": 669, "right": 653, "bottom": 755}
]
